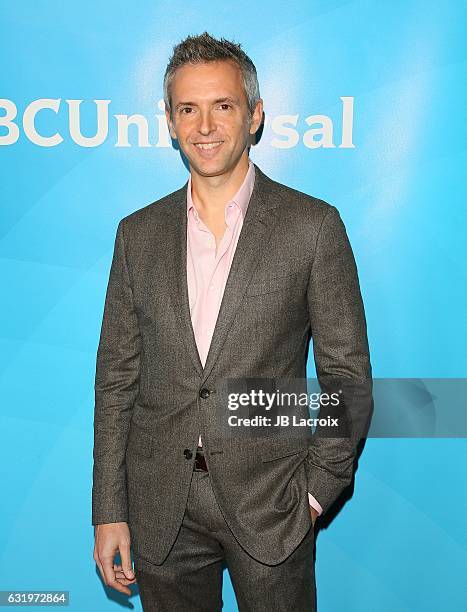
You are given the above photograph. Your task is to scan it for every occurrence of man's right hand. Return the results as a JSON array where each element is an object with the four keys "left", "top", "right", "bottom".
[{"left": 93, "top": 522, "right": 137, "bottom": 595}]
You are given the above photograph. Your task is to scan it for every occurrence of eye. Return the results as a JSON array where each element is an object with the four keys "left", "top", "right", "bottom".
[
  {"left": 180, "top": 107, "right": 193, "bottom": 114},
  {"left": 218, "top": 104, "right": 231, "bottom": 110}
]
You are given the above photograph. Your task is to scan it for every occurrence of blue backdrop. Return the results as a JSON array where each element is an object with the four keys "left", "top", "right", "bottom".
[{"left": 1, "top": 1, "right": 466, "bottom": 610}]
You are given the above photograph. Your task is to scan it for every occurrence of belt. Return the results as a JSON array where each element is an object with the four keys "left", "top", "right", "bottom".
[{"left": 194, "top": 447, "right": 208, "bottom": 472}]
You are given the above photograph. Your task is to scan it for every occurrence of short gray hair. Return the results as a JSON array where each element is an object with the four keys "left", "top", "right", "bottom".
[{"left": 163, "top": 32, "right": 260, "bottom": 119}]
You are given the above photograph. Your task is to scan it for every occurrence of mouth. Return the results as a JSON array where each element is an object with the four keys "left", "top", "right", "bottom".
[{"left": 193, "top": 141, "right": 224, "bottom": 150}]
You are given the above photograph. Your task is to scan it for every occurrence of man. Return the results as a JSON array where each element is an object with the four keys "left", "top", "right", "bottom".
[{"left": 92, "top": 32, "right": 373, "bottom": 611}]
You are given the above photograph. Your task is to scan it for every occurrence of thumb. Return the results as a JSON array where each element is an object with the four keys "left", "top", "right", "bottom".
[
  {"left": 119, "top": 542, "right": 135, "bottom": 579},
  {"left": 124, "top": 563, "right": 135, "bottom": 579}
]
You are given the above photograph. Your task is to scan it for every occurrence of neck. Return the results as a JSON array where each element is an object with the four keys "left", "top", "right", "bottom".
[{"left": 190, "top": 152, "right": 250, "bottom": 214}]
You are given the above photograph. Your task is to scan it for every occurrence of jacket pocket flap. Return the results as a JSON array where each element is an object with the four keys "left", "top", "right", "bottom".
[
  {"left": 126, "top": 423, "right": 153, "bottom": 457},
  {"left": 261, "top": 438, "right": 309, "bottom": 462}
]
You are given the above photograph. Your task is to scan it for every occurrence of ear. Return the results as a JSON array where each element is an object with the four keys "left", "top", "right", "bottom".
[
  {"left": 165, "top": 105, "right": 177, "bottom": 140},
  {"left": 249, "top": 98, "right": 264, "bottom": 136}
]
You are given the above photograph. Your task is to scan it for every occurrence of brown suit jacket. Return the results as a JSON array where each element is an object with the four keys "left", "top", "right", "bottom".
[{"left": 92, "top": 163, "right": 373, "bottom": 565}]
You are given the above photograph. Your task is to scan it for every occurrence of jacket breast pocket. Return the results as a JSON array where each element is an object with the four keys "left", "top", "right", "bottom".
[{"left": 245, "top": 273, "right": 293, "bottom": 297}]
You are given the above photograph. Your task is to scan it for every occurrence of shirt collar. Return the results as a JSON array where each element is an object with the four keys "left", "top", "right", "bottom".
[{"left": 186, "top": 159, "right": 255, "bottom": 219}]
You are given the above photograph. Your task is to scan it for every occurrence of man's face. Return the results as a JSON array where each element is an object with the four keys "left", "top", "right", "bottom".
[{"left": 165, "top": 60, "right": 263, "bottom": 178}]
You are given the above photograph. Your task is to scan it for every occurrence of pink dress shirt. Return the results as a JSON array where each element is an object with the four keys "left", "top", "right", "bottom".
[{"left": 186, "top": 159, "right": 322, "bottom": 516}]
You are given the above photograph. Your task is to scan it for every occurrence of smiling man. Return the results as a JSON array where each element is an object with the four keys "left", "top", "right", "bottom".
[{"left": 92, "top": 32, "right": 373, "bottom": 611}]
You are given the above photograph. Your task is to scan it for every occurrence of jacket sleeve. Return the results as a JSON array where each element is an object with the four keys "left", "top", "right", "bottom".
[
  {"left": 92, "top": 218, "right": 142, "bottom": 525},
  {"left": 306, "top": 205, "right": 373, "bottom": 515}
]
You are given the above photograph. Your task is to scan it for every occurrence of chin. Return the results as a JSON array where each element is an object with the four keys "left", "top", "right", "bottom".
[{"left": 192, "top": 160, "right": 229, "bottom": 177}]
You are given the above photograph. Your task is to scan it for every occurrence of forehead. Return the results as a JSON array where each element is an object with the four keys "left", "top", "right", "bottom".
[{"left": 170, "top": 60, "right": 245, "bottom": 102}]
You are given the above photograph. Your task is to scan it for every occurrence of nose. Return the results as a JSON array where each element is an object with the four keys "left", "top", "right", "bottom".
[{"left": 198, "top": 109, "right": 216, "bottom": 136}]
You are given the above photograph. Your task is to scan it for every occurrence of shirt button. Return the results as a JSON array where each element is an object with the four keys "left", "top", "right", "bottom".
[{"left": 199, "top": 388, "right": 211, "bottom": 399}]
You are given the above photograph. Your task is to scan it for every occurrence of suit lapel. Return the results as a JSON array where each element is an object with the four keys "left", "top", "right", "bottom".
[
  {"left": 161, "top": 163, "right": 282, "bottom": 384},
  {"left": 159, "top": 184, "right": 205, "bottom": 378}
]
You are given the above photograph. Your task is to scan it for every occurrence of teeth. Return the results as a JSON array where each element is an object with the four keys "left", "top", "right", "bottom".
[{"left": 195, "top": 141, "right": 223, "bottom": 150}]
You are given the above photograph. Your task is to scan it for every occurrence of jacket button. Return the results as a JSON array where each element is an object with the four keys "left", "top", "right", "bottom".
[
  {"left": 199, "top": 388, "right": 211, "bottom": 399},
  {"left": 184, "top": 449, "right": 193, "bottom": 460}
]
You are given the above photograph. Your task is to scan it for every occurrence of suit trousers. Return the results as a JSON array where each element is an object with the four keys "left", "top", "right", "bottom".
[{"left": 133, "top": 466, "right": 316, "bottom": 612}]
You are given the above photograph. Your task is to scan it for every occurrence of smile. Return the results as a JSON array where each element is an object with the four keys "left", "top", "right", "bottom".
[{"left": 194, "top": 141, "right": 223, "bottom": 150}]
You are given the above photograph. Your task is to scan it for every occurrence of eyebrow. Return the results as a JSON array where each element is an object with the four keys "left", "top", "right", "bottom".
[{"left": 175, "top": 97, "right": 238, "bottom": 110}]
